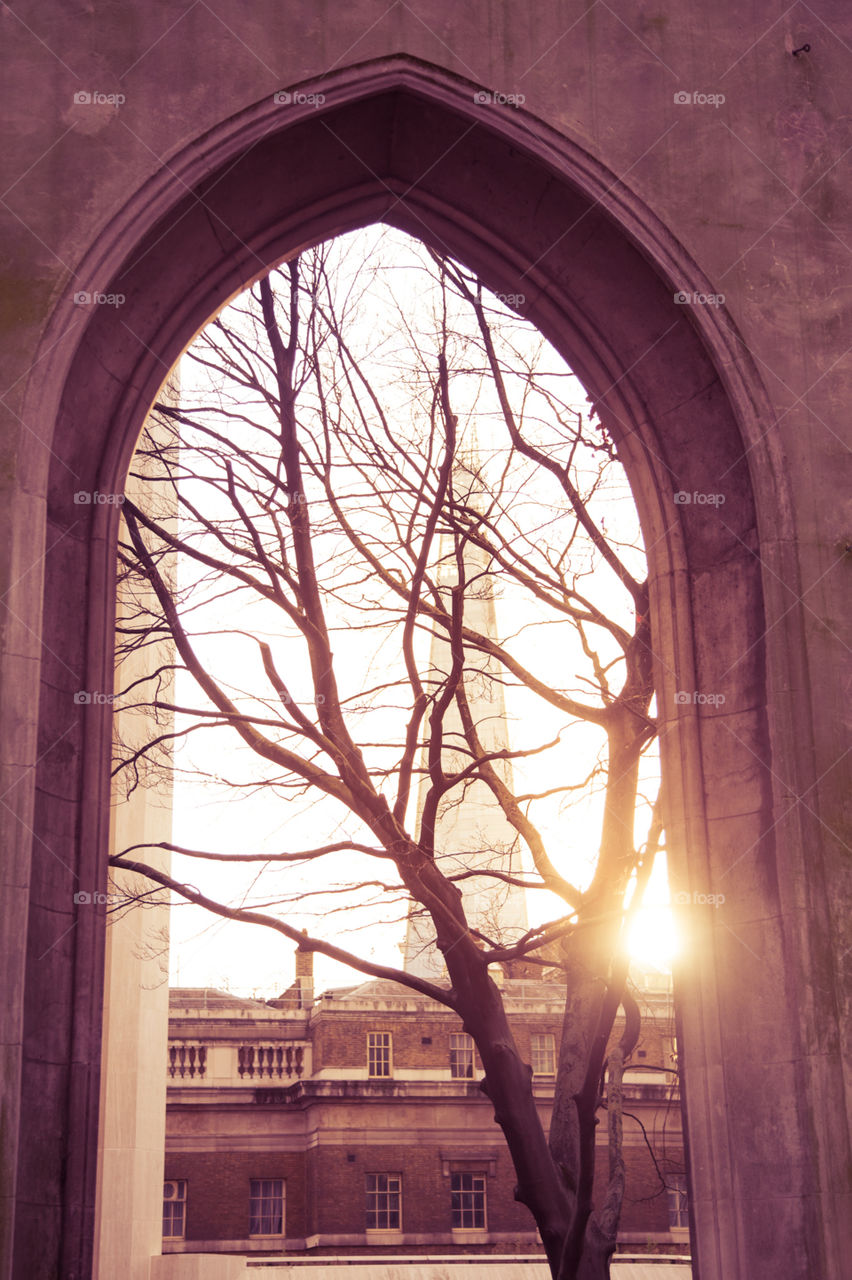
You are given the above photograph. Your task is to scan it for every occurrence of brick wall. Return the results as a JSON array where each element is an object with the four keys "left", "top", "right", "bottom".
[
  {"left": 592, "top": 1144, "right": 685, "bottom": 1234},
  {"left": 165, "top": 1137, "right": 683, "bottom": 1245},
  {"left": 311, "top": 1009, "right": 564, "bottom": 1075},
  {"left": 164, "top": 1150, "right": 306, "bottom": 1242},
  {"left": 306, "top": 1142, "right": 534, "bottom": 1236}
]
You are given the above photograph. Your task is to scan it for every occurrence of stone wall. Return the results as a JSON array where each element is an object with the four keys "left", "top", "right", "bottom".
[{"left": 1, "top": 5, "right": 849, "bottom": 1278}]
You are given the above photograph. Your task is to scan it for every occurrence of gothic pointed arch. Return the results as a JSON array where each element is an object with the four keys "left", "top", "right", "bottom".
[{"left": 12, "top": 55, "right": 837, "bottom": 1280}]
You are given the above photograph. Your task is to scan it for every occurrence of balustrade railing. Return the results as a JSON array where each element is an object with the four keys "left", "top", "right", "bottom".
[
  {"left": 168, "top": 1043, "right": 207, "bottom": 1078},
  {"left": 168, "top": 1041, "right": 307, "bottom": 1082},
  {"left": 238, "top": 1043, "right": 304, "bottom": 1078}
]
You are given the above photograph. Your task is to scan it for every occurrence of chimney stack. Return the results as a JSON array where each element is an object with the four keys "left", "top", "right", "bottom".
[{"left": 294, "top": 934, "right": 314, "bottom": 1007}]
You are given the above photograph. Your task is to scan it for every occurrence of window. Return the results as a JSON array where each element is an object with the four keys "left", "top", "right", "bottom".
[
  {"left": 531, "top": 1032, "right": 556, "bottom": 1076},
  {"left": 367, "top": 1031, "right": 392, "bottom": 1077},
  {"left": 667, "top": 1174, "right": 689, "bottom": 1229},
  {"left": 365, "top": 1173, "right": 402, "bottom": 1230},
  {"left": 451, "top": 1171, "right": 486, "bottom": 1229},
  {"left": 162, "top": 1179, "right": 186, "bottom": 1239},
  {"left": 449, "top": 1032, "right": 474, "bottom": 1078},
  {"left": 250, "top": 1178, "right": 284, "bottom": 1235}
]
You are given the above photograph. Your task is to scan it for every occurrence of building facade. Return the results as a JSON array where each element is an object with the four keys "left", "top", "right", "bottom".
[{"left": 163, "top": 966, "right": 687, "bottom": 1257}]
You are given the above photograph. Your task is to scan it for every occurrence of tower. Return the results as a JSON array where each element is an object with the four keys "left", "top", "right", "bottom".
[{"left": 403, "top": 440, "right": 528, "bottom": 980}]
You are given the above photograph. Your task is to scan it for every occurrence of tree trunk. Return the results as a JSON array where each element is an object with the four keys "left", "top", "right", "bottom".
[{"left": 447, "top": 954, "right": 574, "bottom": 1275}]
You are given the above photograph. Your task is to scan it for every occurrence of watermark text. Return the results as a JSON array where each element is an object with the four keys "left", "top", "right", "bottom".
[
  {"left": 74, "top": 490, "right": 125, "bottom": 505},
  {"left": 73, "top": 291, "right": 125, "bottom": 307},
  {"left": 273, "top": 90, "right": 326, "bottom": 106},
  {"left": 673, "top": 90, "right": 725, "bottom": 108},
  {"left": 673, "top": 490, "right": 725, "bottom": 507},
  {"left": 474, "top": 90, "right": 526, "bottom": 107},
  {"left": 73, "top": 90, "right": 125, "bottom": 107},
  {"left": 675, "top": 690, "right": 726, "bottom": 707},
  {"left": 673, "top": 890, "right": 726, "bottom": 907},
  {"left": 674, "top": 290, "right": 725, "bottom": 306}
]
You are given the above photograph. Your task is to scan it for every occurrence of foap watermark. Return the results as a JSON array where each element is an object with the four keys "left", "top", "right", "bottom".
[
  {"left": 673, "top": 490, "right": 725, "bottom": 507},
  {"left": 675, "top": 690, "right": 726, "bottom": 707},
  {"left": 273, "top": 90, "right": 326, "bottom": 107},
  {"left": 73, "top": 291, "right": 125, "bottom": 308},
  {"left": 74, "top": 690, "right": 118, "bottom": 705},
  {"left": 495, "top": 292, "right": 526, "bottom": 308},
  {"left": 674, "top": 289, "right": 725, "bottom": 307},
  {"left": 673, "top": 90, "right": 725, "bottom": 108},
  {"left": 280, "top": 690, "right": 326, "bottom": 706},
  {"left": 73, "top": 490, "right": 125, "bottom": 505},
  {"left": 73, "top": 90, "right": 126, "bottom": 107},
  {"left": 74, "top": 890, "right": 122, "bottom": 906},
  {"left": 474, "top": 89, "right": 526, "bottom": 107},
  {"left": 673, "top": 890, "right": 726, "bottom": 908}
]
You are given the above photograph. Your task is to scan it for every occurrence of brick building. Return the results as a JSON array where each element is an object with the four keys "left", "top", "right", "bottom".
[
  {"left": 162, "top": 508, "right": 687, "bottom": 1259},
  {"left": 162, "top": 964, "right": 687, "bottom": 1257}
]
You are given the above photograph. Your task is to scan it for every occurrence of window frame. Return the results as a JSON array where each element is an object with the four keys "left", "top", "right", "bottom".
[
  {"left": 530, "top": 1031, "right": 556, "bottom": 1077},
  {"left": 249, "top": 1177, "right": 285, "bottom": 1237},
  {"left": 449, "top": 1031, "right": 475, "bottom": 1079},
  {"left": 450, "top": 1170, "right": 487, "bottom": 1230},
  {"left": 365, "top": 1171, "right": 402, "bottom": 1231},
  {"left": 367, "top": 1030, "right": 392, "bottom": 1077},
  {"left": 162, "top": 1179, "right": 187, "bottom": 1240},
  {"left": 667, "top": 1173, "right": 689, "bottom": 1230}
]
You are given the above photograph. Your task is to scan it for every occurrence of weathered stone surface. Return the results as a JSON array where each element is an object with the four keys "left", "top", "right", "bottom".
[{"left": 0, "top": 6, "right": 849, "bottom": 1280}]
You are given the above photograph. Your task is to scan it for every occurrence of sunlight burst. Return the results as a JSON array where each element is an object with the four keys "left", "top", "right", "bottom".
[{"left": 627, "top": 905, "right": 679, "bottom": 971}]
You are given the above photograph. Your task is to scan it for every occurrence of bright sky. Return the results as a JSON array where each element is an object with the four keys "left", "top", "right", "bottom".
[{"left": 124, "top": 225, "right": 675, "bottom": 997}]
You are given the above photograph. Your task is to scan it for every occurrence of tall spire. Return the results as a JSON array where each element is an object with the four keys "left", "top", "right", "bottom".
[
  {"left": 403, "top": 432, "right": 528, "bottom": 980},
  {"left": 451, "top": 419, "right": 487, "bottom": 515}
]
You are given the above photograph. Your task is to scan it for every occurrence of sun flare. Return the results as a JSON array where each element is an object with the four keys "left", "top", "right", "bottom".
[{"left": 627, "top": 905, "right": 680, "bottom": 971}]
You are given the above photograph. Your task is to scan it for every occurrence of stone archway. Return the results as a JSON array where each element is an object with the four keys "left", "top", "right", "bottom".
[{"left": 12, "top": 57, "right": 843, "bottom": 1280}]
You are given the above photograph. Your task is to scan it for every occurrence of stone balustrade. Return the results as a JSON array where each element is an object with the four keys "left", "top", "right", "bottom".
[{"left": 168, "top": 1041, "right": 309, "bottom": 1084}]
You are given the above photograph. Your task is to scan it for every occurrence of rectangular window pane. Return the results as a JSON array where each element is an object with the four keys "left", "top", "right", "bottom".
[
  {"left": 451, "top": 1171, "right": 486, "bottom": 1229},
  {"left": 450, "top": 1032, "right": 474, "bottom": 1079},
  {"left": 365, "top": 1172, "right": 402, "bottom": 1230},
  {"left": 162, "top": 1180, "right": 186, "bottom": 1239},
  {"left": 367, "top": 1031, "right": 391, "bottom": 1077},
  {"left": 531, "top": 1032, "right": 556, "bottom": 1076},
  {"left": 250, "top": 1178, "right": 284, "bottom": 1235},
  {"left": 667, "top": 1174, "right": 689, "bottom": 1229}
]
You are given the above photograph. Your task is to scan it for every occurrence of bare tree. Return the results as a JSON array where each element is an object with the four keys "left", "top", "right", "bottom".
[{"left": 110, "top": 229, "right": 661, "bottom": 1280}]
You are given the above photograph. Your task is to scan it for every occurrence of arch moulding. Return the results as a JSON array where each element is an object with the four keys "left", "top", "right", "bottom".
[{"left": 11, "top": 55, "right": 845, "bottom": 1280}]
